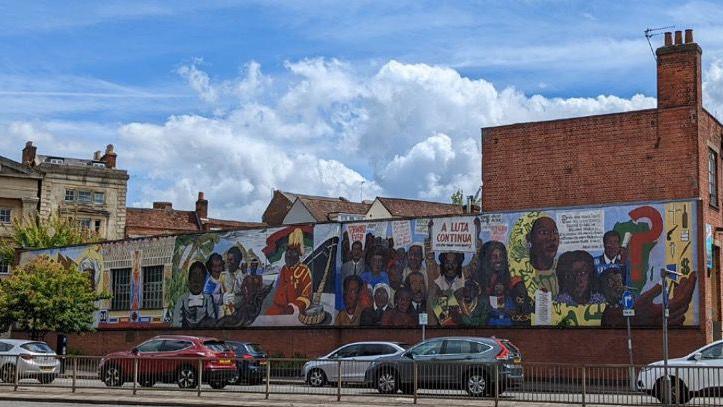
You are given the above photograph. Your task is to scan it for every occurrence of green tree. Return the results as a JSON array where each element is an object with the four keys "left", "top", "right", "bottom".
[
  {"left": 450, "top": 188, "right": 464, "bottom": 205},
  {"left": 0, "top": 256, "right": 109, "bottom": 340},
  {"left": 0, "top": 214, "right": 100, "bottom": 264}
]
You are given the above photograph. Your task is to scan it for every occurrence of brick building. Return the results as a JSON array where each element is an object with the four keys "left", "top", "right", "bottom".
[{"left": 481, "top": 29, "right": 722, "bottom": 354}]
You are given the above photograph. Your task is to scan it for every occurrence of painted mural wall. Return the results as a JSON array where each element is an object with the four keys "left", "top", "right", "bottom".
[{"left": 16, "top": 200, "right": 700, "bottom": 329}]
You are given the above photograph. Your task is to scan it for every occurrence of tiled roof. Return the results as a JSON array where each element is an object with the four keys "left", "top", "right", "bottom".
[
  {"left": 376, "top": 197, "right": 465, "bottom": 217},
  {"left": 298, "top": 197, "right": 370, "bottom": 222},
  {"left": 205, "top": 218, "right": 266, "bottom": 230}
]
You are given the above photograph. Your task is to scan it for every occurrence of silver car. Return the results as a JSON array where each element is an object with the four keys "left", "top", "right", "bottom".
[
  {"left": 303, "top": 341, "right": 407, "bottom": 387},
  {"left": 0, "top": 339, "right": 60, "bottom": 384}
]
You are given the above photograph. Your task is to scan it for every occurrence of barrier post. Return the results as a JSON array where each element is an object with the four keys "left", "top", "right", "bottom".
[
  {"left": 337, "top": 359, "right": 342, "bottom": 401},
  {"left": 197, "top": 358, "right": 203, "bottom": 397},
  {"left": 13, "top": 355, "right": 19, "bottom": 391},
  {"left": 494, "top": 363, "right": 499, "bottom": 407},
  {"left": 132, "top": 357, "right": 138, "bottom": 395},
  {"left": 581, "top": 365, "right": 586, "bottom": 407},
  {"left": 72, "top": 357, "right": 77, "bottom": 393},
  {"left": 265, "top": 359, "right": 271, "bottom": 399},
  {"left": 413, "top": 361, "right": 418, "bottom": 404}
]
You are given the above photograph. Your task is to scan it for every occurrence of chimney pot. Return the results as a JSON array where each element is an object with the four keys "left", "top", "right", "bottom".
[
  {"left": 93, "top": 151, "right": 102, "bottom": 160},
  {"left": 664, "top": 32, "right": 673, "bottom": 46},
  {"left": 674, "top": 30, "right": 683, "bottom": 45},
  {"left": 99, "top": 144, "right": 118, "bottom": 169},
  {"left": 21, "top": 141, "right": 37, "bottom": 166},
  {"left": 685, "top": 29, "right": 693, "bottom": 44},
  {"left": 198, "top": 191, "right": 205, "bottom": 200}
]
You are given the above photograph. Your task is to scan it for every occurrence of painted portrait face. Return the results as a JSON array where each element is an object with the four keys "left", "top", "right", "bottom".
[
  {"left": 351, "top": 241, "right": 363, "bottom": 262},
  {"left": 407, "top": 245, "right": 423, "bottom": 270},
  {"left": 604, "top": 233, "right": 621, "bottom": 260},
  {"left": 285, "top": 247, "right": 300, "bottom": 267},
  {"left": 571, "top": 259, "right": 593, "bottom": 301},
  {"left": 528, "top": 217, "right": 559, "bottom": 263},
  {"left": 462, "top": 281, "right": 480, "bottom": 302},
  {"left": 370, "top": 254, "right": 384, "bottom": 274},
  {"left": 374, "top": 286, "right": 389, "bottom": 308},
  {"left": 225, "top": 252, "right": 239, "bottom": 271},
  {"left": 442, "top": 252, "right": 460, "bottom": 279},
  {"left": 604, "top": 272, "right": 624, "bottom": 301},
  {"left": 344, "top": 279, "right": 361, "bottom": 310},
  {"left": 188, "top": 264, "right": 206, "bottom": 295},
  {"left": 408, "top": 273, "right": 426, "bottom": 302},
  {"left": 489, "top": 247, "right": 506, "bottom": 273},
  {"left": 396, "top": 290, "right": 412, "bottom": 313},
  {"left": 209, "top": 257, "right": 224, "bottom": 278},
  {"left": 249, "top": 259, "right": 259, "bottom": 273}
]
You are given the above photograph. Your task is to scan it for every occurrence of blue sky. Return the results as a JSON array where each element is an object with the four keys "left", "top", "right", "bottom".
[{"left": 2, "top": 1, "right": 723, "bottom": 219}]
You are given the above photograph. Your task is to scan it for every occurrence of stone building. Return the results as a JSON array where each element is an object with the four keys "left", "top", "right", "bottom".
[
  {"left": 0, "top": 154, "right": 42, "bottom": 274},
  {"left": 21, "top": 142, "right": 129, "bottom": 241}
]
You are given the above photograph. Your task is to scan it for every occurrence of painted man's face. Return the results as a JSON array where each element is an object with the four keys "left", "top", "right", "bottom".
[
  {"left": 344, "top": 280, "right": 360, "bottom": 310},
  {"left": 408, "top": 246, "right": 423, "bottom": 270},
  {"left": 285, "top": 247, "right": 300, "bottom": 267},
  {"left": 209, "top": 258, "right": 224, "bottom": 278},
  {"left": 188, "top": 267, "right": 206, "bottom": 295},
  {"left": 604, "top": 235, "right": 621, "bottom": 261},
  {"left": 370, "top": 254, "right": 384, "bottom": 274},
  {"left": 397, "top": 291, "right": 412, "bottom": 313},
  {"left": 442, "top": 253, "right": 459, "bottom": 279},
  {"left": 351, "top": 242, "right": 363, "bottom": 262},
  {"left": 489, "top": 247, "right": 505, "bottom": 273},
  {"left": 409, "top": 274, "right": 426, "bottom": 302},
  {"left": 571, "top": 260, "right": 593, "bottom": 300}
]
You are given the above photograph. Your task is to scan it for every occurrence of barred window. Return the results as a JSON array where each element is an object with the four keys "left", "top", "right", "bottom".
[
  {"left": 111, "top": 268, "right": 131, "bottom": 311},
  {"left": 710, "top": 149, "right": 719, "bottom": 207},
  {"left": 0, "top": 261, "right": 9, "bottom": 275},
  {"left": 142, "top": 265, "right": 164, "bottom": 309}
]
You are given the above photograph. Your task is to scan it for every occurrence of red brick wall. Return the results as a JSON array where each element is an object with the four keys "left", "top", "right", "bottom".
[
  {"left": 17, "top": 327, "right": 705, "bottom": 365},
  {"left": 482, "top": 107, "right": 699, "bottom": 212}
]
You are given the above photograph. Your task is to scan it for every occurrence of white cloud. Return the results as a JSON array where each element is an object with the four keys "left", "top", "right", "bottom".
[{"left": 1, "top": 58, "right": 674, "bottom": 220}]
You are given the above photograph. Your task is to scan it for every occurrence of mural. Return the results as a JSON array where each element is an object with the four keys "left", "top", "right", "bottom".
[
  {"left": 168, "top": 224, "right": 339, "bottom": 328},
  {"left": 16, "top": 200, "right": 700, "bottom": 329}
]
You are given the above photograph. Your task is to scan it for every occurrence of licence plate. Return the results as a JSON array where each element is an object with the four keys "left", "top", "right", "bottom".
[
  {"left": 514, "top": 358, "right": 521, "bottom": 364},
  {"left": 40, "top": 366, "right": 54, "bottom": 371},
  {"left": 219, "top": 359, "right": 232, "bottom": 365},
  {"left": 259, "top": 360, "right": 267, "bottom": 365}
]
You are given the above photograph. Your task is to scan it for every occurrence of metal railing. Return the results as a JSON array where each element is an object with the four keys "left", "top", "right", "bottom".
[{"left": 1, "top": 354, "right": 723, "bottom": 406}]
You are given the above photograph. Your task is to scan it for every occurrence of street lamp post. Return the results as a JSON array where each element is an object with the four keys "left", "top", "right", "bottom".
[{"left": 661, "top": 268, "right": 672, "bottom": 406}]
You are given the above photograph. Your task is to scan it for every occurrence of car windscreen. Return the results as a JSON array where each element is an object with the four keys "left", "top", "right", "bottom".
[
  {"left": 246, "top": 343, "right": 265, "bottom": 354},
  {"left": 20, "top": 342, "right": 54, "bottom": 353},
  {"left": 398, "top": 343, "right": 410, "bottom": 349},
  {"left": 203, "top": 341, "right": 228, "bottom": 353}
]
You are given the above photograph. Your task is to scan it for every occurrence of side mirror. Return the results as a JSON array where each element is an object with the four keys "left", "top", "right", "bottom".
[
  {"left": 693, "top": 352, "right": 702, "bottom": 361},
  {"left": 404, "top": 352, "right": 414, "bottom": 359},
  {"left": 131, "top": 348, "right": 139, "bottom": 355}
]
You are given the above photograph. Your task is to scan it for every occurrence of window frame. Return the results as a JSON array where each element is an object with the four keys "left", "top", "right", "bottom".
[
  {"left": 0, "top": 208, "right": 10, "bottom": 223},
  {"left": 0, "top": 261, "right": 10, "bottom": 275},
  {"left": 77, "top": 190, "right": 92, "bottom": 203},
  {"left": 141, "top": 265, "right": 164, "bottom": 309},
  {"left": 64, "top": 189, "right": 75, "bottom": 202},
  {"left": 709, "top": 149, "right": 719, "bottom": 208},
  {"left": 110, "top": 268, "right": 132, "bottom": 311},
  {"left": 93, "top": 192, "right": 105, "bottom": 204}
]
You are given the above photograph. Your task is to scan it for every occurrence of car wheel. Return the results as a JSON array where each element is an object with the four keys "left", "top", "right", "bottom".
[
  {"left": 102, "top": 365, "right": 124, "bottom": 387},
  {"left": 176, "top": 365, "right": 198, "bottom": 389},
  {"left": 0, "top": 364, "right": 15, "bottom": 383},
  {"left": 654, "top": 377, "right": 690, "bottom": 405},
  {"left": 39, "top": 374, "right": 56, "bottom": 384},
  {"left": 307, "top": 368, "right": 327, "bottom": 387},
  {"left": 465, "top": 369, "right": 488, "bottom": 397},
  {"left": 376, "top": 369, "right": 399, "bottom": 394},
  {"left": 209, "top": 380, "right": 227, "bottom": 390}
]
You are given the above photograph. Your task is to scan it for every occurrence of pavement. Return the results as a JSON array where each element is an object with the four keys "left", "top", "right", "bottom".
[{"left": 0, "top": 384, "right": 632, "bottom": 407}]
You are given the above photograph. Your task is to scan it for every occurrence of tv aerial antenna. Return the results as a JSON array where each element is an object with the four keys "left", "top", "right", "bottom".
[{"left": 644, "top": 26, "right": 675, "bottom": 60}]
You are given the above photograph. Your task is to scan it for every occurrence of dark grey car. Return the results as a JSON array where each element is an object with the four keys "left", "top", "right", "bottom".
[{"left": 364, "top": 336, "right": 523, "bottom": 397}]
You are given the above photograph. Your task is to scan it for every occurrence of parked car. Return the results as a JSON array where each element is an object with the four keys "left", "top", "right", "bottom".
[
  {"left": 303, "top": 341, "right": 408, "bottom": 387},
  {"left": 97, "top": 335, "right": 237, "bottom": 389},
  {"left": 637, "top": 339, "right": 723, "bottom": 404},
  {"left": 364, "top": 336, "right": 522, "bottom": 397},
  {"left": 0, "top": 339, "right": 60, "bottom": 384},
  {"left": 224, "top": 341, "right": 268, "bottom": 385}
]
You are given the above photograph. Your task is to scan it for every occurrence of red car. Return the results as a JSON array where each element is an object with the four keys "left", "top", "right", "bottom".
[{"left": 98, "top": 335, "right": 237, "bottom": 389}]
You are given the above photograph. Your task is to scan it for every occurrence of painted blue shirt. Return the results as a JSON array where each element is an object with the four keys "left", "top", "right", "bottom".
[{"left": 360, "top": 270, "right": 390, "bottom": 290}]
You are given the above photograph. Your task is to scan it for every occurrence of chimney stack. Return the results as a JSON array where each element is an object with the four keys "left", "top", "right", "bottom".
[
  {"left": 93, "top": 151, "right": 102, "bottom": 161},
  {"left": 153, "top": 202, "right": 173, "bottom": 210},
  {"left": 99, "top": 144, "right": 117, "bottom": 169},
  {"left": 656, "top": 28, "right": 701, "bottom": 109},
  {"left": 195, "top": 192, "right": 208, "bottom": 220},
  {"left": 21, "top": 141, "right": 37, "bottom": 166}
]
